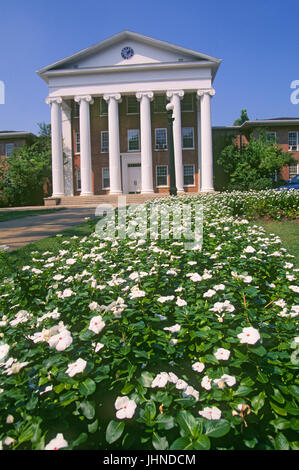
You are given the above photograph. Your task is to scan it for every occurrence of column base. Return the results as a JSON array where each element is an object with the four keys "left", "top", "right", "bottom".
[
  {"left": 109, "top": 190, "right": 123, "bottom": 195},
  {"left": 80, "top": 192, "right": 94, "bottom": 196},
  {"left": 177, "top": 190, "right": 185, "bottom": 195},
  {"left": 141, "top": 190, "right": 154, "bottom": 194},
  {"left": 200, "top": 188, "right": 215, "bottom": 193},
  {"left": 52, "top": 193, "right": 65, "bottom": 197}
]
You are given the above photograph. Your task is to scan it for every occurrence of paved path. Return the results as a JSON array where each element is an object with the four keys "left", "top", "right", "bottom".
[{"left": 0, "top": 207, "right": 97, "bottom": 251}]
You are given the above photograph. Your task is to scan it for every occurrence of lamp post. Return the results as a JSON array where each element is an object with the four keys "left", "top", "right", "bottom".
[{"left": 166, "top": 102, "right": 177, "bottom": 196}]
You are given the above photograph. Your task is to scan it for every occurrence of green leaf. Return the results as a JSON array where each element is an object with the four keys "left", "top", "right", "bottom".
[
  {"left": 152, "top": 432, "right": 168, "bottom": 450},
  {"left": 170, "top": 437, "right": 192, "bottom": 450},
  {"left": 274, "top": 432, "right": 290, "bottom": 450},
  {"left": 71, "top": 432, "right": 88, "bottom": 449},
  {"left": 144, "top": 401, "right": 156, "bottom": 422},
  {"left": 289, "top": 385, "right": 299, "bottom": 400},
  {"left": 106, "top": 420, "right": 125, "bottom": 444},
  {"left": 271, "top": 388, "right": 285, "bottom": 404},
  {"left": 204, "top": 419, "right": 231, "bottom": 438},
  {"left": 176, "top": 410, "right": 200, "bottom": 438},
  {"left": 88, "top": 419, "right": 99, "bottom": 434},
  {"left": 156, "top": 414, "right": 175, "bottom": 431},
  {"left": 79, "top": 401, "right": 95, "bottom": 420},
  {"left": 78, "top": 378, "right": 96, "bottom": 397},
  {"left": 121, "top": 383, "right": 135, "bottom": 395},
  {"left": 251, "top": 345, "right": 267, "bottom": 357},
  {"left": 138, "top": 371, "right": 154, "bottom": 388},
  {"left": 193, "top": 434, "right": 211, "bottom": 450},
  {"left": 234, "top": 385, "right": 253, "bottom": 397},
  {"left": 270, "top": 401, "right": 287, "bottom": 416},
  {"left": 251, "top": 391, "right": 266, "bottom": 413}
]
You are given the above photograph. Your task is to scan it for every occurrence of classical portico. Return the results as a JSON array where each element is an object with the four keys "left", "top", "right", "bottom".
[{"left": 39, "top": 31, "right": 221, "bottom": 198}]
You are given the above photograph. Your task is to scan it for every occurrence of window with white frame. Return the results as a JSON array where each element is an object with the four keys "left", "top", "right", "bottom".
[
  {"left": 100, "top": 98, "right": 108, "bottom": 116},
  {"left": 76, "top": 169, "right": 81, "bottom": 191},
  {"left": 127, "top": 96, "right": 139, "bottom": 114},
  {"left": 5, "top": 143, "right": 14, "bottom": 157},
  {"left": 155, "top": 128, "right": 167, "bottom": 150},
  {"left": 289, "top": 162, "right": 298, "bottom": 178},
  {"left": 73, "top": 102, "right": 80, "bottom": 118},
  {"left": 75, "top": 132, "right": 80, "bottom": 154},
  {"left": 288, "top": 131, "right": 298, "bottom": 151},
  {"left": 266, "top": 131, "right": 277, "bottom": 143},
  {"left": 153, "top": 95, "right": 167, "bottom": 113},
  {"left": 156, "top": 165, "right": 168, "bottom": 187},
  {"left": 184, "top": 165, "right": 195, "bottom": 186},
  {"left": 102, "top": 167, "right": 110, "bottom": 189},
  {"left": 101, "top": 131, "right": 109, "bottom": 153},
  {"left": 182, "top": 127, "right": 194, "bottom": 149},
  {"left": 128, "top": 129, "right": 140, "bottom": 151},
  {"left": 181, "top": 94, "right": 193, "bottom": 112}
]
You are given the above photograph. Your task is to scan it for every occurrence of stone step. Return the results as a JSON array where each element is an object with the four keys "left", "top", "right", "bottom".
[{"left": 44, "top": 193, "right": 168, "bottom": 207}]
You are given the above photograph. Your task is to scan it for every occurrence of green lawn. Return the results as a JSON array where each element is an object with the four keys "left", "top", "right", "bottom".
[
  {"left": 256, "top": 220, "right": 299, "bottom": 267},
  {"left": 0, "top": 207, "right": 66, "bottom": 223}
]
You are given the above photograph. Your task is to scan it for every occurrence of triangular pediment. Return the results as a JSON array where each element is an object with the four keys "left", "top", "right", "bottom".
[{"left": 38, "top": 31, "right": 221, "bottom": 73}]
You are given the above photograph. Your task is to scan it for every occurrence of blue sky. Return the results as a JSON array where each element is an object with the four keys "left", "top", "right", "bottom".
[{"left": 0, "top": 0, "right": 298, "bottom": 134}]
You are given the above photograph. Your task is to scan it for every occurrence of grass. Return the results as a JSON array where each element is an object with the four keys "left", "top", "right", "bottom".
[
  {"left": 0, "top": 207, "right": 66, "bottom": 223},
  {"left": 256, "top": 219, "right": 299, "bottom": 267}
]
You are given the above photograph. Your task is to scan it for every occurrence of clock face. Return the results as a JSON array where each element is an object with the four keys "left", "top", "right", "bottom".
[{"left": 121, "top": 46, "right": 134, "bottom": 60}]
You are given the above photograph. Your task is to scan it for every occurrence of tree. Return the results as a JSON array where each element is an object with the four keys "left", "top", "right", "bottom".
[
  {"left": 234, "top": 108, "right": 249, "bottom": 126},
  {"left": 0, "top": 123, "right": 52, "bottom": 206},
  {"left": 217, "top": 132, "right": 295, "bottom": 191}
]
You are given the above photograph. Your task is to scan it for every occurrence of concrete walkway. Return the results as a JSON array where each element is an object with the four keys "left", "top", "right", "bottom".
[{"left": 0, "top": 207, "right": 97, "bottom": 251}]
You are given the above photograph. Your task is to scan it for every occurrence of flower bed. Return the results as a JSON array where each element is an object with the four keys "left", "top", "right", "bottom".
[{"left": 0, "top": 191, "right": 298, "bottom": 450}]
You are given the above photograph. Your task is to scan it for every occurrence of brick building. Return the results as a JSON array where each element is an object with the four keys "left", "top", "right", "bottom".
[
  {"left": 0, "top": 131, "right": 35, "bottom": 161},
  {"left": 38, "top": 30, "right": 221, "bottom": 199}
]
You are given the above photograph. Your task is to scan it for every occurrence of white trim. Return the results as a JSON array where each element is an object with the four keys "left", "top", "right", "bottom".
[
  {"left": 76, "top": 168, "right": 81, "bottom": 191},
  {"left": 75, "top": 131, "right": 80, "bottom": 154},
  {"left": 126, "top": 96, "right": 139, "bottom": 115},
  {"left": 154, "top": 128, "right": 168, "bottom": 150},
  {"left": 288, "top": 131, "right": 299, "bottom": 151},
  {"left": 102, "top": 167, "right": 110, "bottom": 189},
  {"left": 5, "top": 143, "right": 15, "bottom": 157},
  {"left": 182, "top": 126, "right": 195, "bottom": 149},
  {"left": 101, "top": 130, "right": 109, "bottom": 153},
  {"left": 156, "top": 164, "right": 168, "bottom": 187},
  {"left": 121, "top": 153, "right": 141, "bottom": 194},
  {"left": 127, "top": 129, "right": 140, "bottom": 152}
]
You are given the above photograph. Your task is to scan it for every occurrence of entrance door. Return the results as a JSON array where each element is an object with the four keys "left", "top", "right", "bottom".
[{"left": 127, "top": 163, "right": 141, "bottom": 193}]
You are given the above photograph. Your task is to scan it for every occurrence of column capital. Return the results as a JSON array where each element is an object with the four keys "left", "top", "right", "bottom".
[
  {"left": 136, "top": 91, "right": 154, "bottom": 102},
  {"left": 46, "top": 96, "right": 62, "bottom": 106},
  {"left": 166, "top": 90, "right": 184, "bottom": 100},
  {"left": 197, "top": 88, "right": 216, "bottom": 98},
  {"left": 74, "top": 95, "right": 94, "bottom": 105},
  {"left": 103, "top": 93, "right": 122, "bottom": 103}
]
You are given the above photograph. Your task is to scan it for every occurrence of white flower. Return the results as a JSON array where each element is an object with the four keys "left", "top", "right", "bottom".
[
  {"left": 289, "top": 285, "right": 299, "bottom": 293},
  {"left": 0, "top": 344, "right": 9, "bottom": 361},
  {"left": 66, "top": 258, "right": 76, "bottom": 265},
  {"left": 88, "top": 315, "right": 105, "bottom": 334},
  {"left": 53, "top": 274, "right": 64, "bottom": 281},
  {"left": 201, "top": 376, "right": 212, "bottom": 390},
  {"left": 192, "top": 362, "right": 205, "bottom": 373},
  {"left": 32, "top": 268, "right": 43, "bottom": 274},
  {"left": 237, "top": 327, "right": 260, "bottom": 345},
  {"left": 188, "top": 273, "right": 202, "bottom": 282},
  {"left": 9, "top": 310, "right": 31, "bottom": 326},
  {"left": 274, "top": 299, "right": 287, "bottom": 308},
  {"left": 157, "top": 295, "right": 175, "bottom": 303},
  {"left": 66, "top": 358, "right": 87, "bottom": 377},
  {"left": 129, "top": 287, "right": 146, "bottom": 299},
  {"left": 89, "top": 301, "right": 100, "bottom": 311},
  {"left": 176, "top": 297, "right": 187, "bottom": 307},
  {"left": 44, "top": 433, "right": 68, "bottom": 450},
  {"left": 48, "top": 329, "right": 73, "bottom": 351},
  {"left": 176, "top": 379, "right": 188, "bottom": 390},
  {"left": 92, "top": 342, "right": 105, "bottom": 352},
  {"left": 151, "top": 372, "right": 169, "bottom": 388},
  {"left": 214, "top": 348, "right": 230, "bottom": 360},
  {"left": 203, "top": 289, "right": 216, "bottom": 298},
  {"left": 115, "top": 396, "right": 137, "bottom": 419},
  {"left": 213, "top": 284, "right": 225, "bottom": 291},
  {"left": 168, "top": 372, "right": 178, "bottom": 384},
  {"left": 183, "top": 386, "right": 199, "bottom": 401},
  {"left": 214, "top": 374, "right": 236, "bottom": 388},
  {"left": 199, "top": 406, "right": 221, "bottom": 420},
  {"left": 57, "top": 288, "right": 75, "bottom": 299},
  {"left": 243, "top": 246, "right": 256, "bottom": 253},
  {"left": 163, "top": 324, "right": 181, "bottom": 333}
]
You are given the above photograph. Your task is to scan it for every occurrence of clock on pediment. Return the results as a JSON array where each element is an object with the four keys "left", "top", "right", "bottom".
[{"left": 121, "top": 46, "right": 134, "bottom": 60}]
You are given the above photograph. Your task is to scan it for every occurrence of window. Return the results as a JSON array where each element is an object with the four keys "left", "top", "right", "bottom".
[
  {"left": 182, "top": 127, "right": 194, "bottom": 149},
  {"left": 289, "top": 162, "right": 298, "bottom": 179},
  {"left": 266, "top": 131, "right": 277, "bottom": 143},
  {"left": 102, "top": 168, "right": 110, "bottom": 189},
  {"left": 184, "top": 165, "right": 195, "bottom": 186},
  {"left": 101, "top": 131, "right": 109, "bottom": 153},
  {"left": 75, "top": 132, "right": 80, "bottom": 154},
  {"left": 128, "top": 129, "right": 140, "bottom": 151},
  {"left": 153, "top": 95, "right": 167, "bottom": 113},
  {"left": 76, "top": 169, "right": 81, "bottom": 191},
  {"left": 156, "top": 165, "right": 168, "bottom": 187},
  {"left": 100, "top": 98, "right": 108, "bottom": 116},
  {"left": 5, "top": 143, "right": 14, "bottom": 157},
  {"left": 181, "top": 94, "right": 193, "bottom": 112},
  {"left": 127, "top": 96, "right": 139, "bottom": 114},
  {"left": 288, "top": 131, "right": 298, "bottom": 151},
  {"left": 155, "top": 128, "right": 167, "bottom": 150}
]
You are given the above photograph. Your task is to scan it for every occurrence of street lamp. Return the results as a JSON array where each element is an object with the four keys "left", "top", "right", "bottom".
[{"left": 166, "top": 102, "right": 177, "bottom": 196}]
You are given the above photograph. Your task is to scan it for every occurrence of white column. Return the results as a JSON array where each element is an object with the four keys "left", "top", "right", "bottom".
[
  {"left": 104, "top": 93, "right": 122, "bottom": 194},
  {"left": 46, "top": 97, "right": 64, "bottom": 197},
  {"left": 61, "top": 101, "right": 74, "bottom": 196},
  {"left": 196, "top": 96, "right": 201, "bottom": 191},
  {"left": 136, "top": 91, "right": 154, "bottom": 194},
  {"left": 166, "top": 90, "right": 184, "bottom": 193},
  {"left": 197, "top": 89, "right": 215, "bottom": 192},
  {"left": 74, "top": 95, "right": 94, "bottom": 196}
]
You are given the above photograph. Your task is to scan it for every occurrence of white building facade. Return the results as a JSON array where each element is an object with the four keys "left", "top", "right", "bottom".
[{"left": 38, "top": 31, "right": 221, "bottom": 197}]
